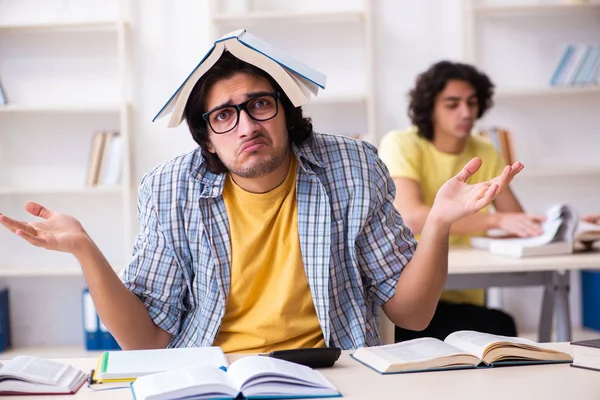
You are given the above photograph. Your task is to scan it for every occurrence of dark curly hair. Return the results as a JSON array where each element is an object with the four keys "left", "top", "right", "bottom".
[
  {"left": 408, "top": 61, "right": 495, "bottom": 141},
  {"left": 184, "top": 52, "right": 313, "bottom": 174}
]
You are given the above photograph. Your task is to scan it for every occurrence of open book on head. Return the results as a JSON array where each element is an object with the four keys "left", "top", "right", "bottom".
[
  {"left": 153, "top": 28, "right": 327, "bottom": 128},
  {"left": 351, "top": 330, "right": 572, "bottom": 374},
  {"left": 471, "top": 204, "right": 600, "bottom": 257},
  {"left": 130, "top": 355, "right": 341, "bottom": 400},
  {"left": 0, "top": 355, "right": 87, "bottom": 395}
]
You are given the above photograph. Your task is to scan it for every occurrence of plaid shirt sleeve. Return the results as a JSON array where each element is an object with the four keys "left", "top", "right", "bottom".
[
  {"left": 355, "top": 143, "right": 417, "bottom": 306},
  {"left": 121, "top": 177, "right": 188, "bottom": 337}
]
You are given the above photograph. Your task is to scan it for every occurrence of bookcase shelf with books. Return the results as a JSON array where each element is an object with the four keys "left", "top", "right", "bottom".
[
  {"left": 0, "top": 0, "right": 134, "bottom": 351},
  {"left": 462, "top": 0, "right": 600, "bottom": 333},
  {"left": 208, "top": 0, "right": 377, "bottom": 143}
]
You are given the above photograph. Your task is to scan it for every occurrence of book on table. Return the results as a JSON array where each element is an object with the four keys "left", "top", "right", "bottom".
[
  {"left": 351, "top": 330, "right": 572, "bottom": 374},
  {"left": 570, "top": 338, "right": 600, "bottom": 372},
  {"left": 470, "top": 204, "right": 600, "bottom": 257},
  {"left": 93, "top": 346, "right": 229, "bottom": 383},
  {"left": 0, "top": 355, "right": 86, "bottom": 395},
  {"left": 130, "top": 355, "right": 341, "bottom": 400}
]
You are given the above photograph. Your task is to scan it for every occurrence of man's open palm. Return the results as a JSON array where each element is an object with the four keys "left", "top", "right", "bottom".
[
  {"left": 432, "top": 157, "right": 524, "bottom": 224},
  {"left": 0, "top": 202, "right": 88, "bottom": 253}
]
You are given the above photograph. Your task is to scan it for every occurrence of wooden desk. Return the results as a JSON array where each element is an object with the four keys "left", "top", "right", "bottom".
[
  {"left": 446, "top": 248, "right": 600, "bottom": 342},
  {"left": 7, "top": 344, "right": 600, "bottom": 400}
]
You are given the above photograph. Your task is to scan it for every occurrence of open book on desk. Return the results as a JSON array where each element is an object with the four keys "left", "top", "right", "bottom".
[
  {"left": 130, "top": 355, "right": 341, "bottom": 400},
  {"left": 0, "top": 355, "right": 87, "bottom": 395},
  {"left": 351, "top": 330, "right": 572, "bottom": 374},
  {"left": 471, "top": 204, "right": 600, "bottom": 258}
]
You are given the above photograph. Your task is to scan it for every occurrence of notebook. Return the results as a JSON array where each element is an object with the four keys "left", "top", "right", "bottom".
[{"left": 93, "top": 346, "right": 228, "bottom": 383}]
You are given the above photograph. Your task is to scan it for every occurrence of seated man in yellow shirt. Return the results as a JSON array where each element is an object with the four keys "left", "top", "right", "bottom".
[{"left": 379, "top": 61, "right": 545, "bottom": 342}]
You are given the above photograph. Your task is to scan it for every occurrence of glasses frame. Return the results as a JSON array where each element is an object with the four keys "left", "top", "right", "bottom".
[{"left": 202, "top": 92, "right": 281, "bottom": 134}]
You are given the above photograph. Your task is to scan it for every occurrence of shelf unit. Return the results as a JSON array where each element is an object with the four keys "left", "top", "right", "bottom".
[
  {"left": 462, "top": 0, "right": 600, "bottom": 333},
  {"left": 207, "top": 0, "right": 377, "bottom": 143},
  {"left": 462, "top": 0, "right": 600, "bottom": 178},
  {"left": 0, "top": 0, "right": 134, "bottom": 350}
]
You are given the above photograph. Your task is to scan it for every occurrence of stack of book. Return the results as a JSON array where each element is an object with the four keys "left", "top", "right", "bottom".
[{"left": 550, "top": 44, "right": 600, "bottom": 87}]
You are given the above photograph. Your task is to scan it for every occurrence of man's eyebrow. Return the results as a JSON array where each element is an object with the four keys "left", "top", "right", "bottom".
[
  {"left": 206, "top": 91, "right": 275, "bottom": 113},
  {"left": 441, "top": 93, "right": 478, "bottom": 102}
]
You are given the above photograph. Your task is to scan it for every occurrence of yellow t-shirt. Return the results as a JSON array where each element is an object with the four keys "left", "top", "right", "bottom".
[
  {"left": 378, "top": 127, "right": 504, "bottom": 305},
  {"left": 213, "top": 156, "right": 325, "bottom": 353}
]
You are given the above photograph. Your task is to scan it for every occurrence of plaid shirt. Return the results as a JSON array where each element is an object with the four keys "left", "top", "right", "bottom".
[{"left": 122, "top": 132, "right": 417, "bottom": 349}]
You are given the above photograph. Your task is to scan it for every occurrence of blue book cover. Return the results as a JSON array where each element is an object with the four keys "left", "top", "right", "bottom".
[
  {"left": 82, "top": 288, "right": 100, "bottom": 351},
  {"left": 0, "top": 287, "right": 11, "bottom": 352}
]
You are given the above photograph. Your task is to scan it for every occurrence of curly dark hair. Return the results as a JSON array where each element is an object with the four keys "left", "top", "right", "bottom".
[
  {"left": 408, "top": 61, "right": 495, "bottom": 141},
  {"left": 184, "top": 52, "right": 313, "bottom": 174}
]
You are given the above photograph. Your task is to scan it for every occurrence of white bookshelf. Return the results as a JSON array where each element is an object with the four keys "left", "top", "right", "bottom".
[
  {"left": 474, "top": 2, "right": 600, "bottom": 15},
  {"left": 0, "top": 20, "right": 123, "bottom": 31},
  {"left": 212, "top": 10, "right": 365, "bottom": 24},
  {"left": 495, "top": 86, "right": 600, "bottom": 99},
  {"left": 0, "top": 0, "right": 134, "bottom": 350},
  {"left": 0, "top": 185, "right": 124, "bottom": 195},
  {"left": 0, "top": 104, "right": 123, "bottom": 113},
  {"left": 208, "top": 0, "right": 377, "bottom": 143},
  {"left": 463, "top": 0, "right": 600, "bottom": 334},
  {"left": 520, "top": 165, "right": 600, "bottom": 179},
  {"left": 0, "top": 264, "right": 124, "bottom": 278}
]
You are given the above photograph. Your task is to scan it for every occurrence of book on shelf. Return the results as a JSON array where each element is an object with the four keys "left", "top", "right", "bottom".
[
  {"left": 570, "top": 338, "right": 600, "bottom": 372},
  {"left": 85, "top": 130, "right": 123, "bottom": 187},
  {"left": 93, "top": 346, "right": 229, "bottom": 383},
  {"left": 351, "top": 330, "right": 572, "bottom": 375},
  {"left": 153, "top": 28, "right": 327, "bottom": 128},
  {"left": 0, "top": 288, "right": 11, "bottom": 352},
  {"left": 471, "top": 204, "right": 600, "bottom": 257},
  {"left": 0, "top": 80, "right": 6, "bottom": 106},
  {"left": 82, "top": 288, "right": 120, "bottom": 351},
  {"left": 550, "top": 44, "right": 600, "bottom": 87},
  {"left": 0, "top": 356, "right": 86, "bottom": 395},
  {"left": 130, "top": 355, "right": 341, "bottom": 400},
  {"left": 478, "top": 127, "right": 515, "bottom": 166}
]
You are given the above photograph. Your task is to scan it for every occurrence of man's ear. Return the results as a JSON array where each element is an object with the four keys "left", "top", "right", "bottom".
[{"left": 206, "top": 142, "right": 216, "bottom": 154}]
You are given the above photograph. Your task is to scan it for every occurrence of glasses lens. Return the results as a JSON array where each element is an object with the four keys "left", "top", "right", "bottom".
[
  {"left": 247, "top": 95, "right": 277, "bottom": 121},
  {"left": 209, "top": 107, "right": 238, "bottom": 133}
]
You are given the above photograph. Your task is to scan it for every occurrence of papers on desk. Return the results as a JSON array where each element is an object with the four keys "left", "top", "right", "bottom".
[{"left": 471, "top": 204, "right": 600, "bottom": 258}]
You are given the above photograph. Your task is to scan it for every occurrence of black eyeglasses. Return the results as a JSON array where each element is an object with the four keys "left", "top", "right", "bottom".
[{"left": 202, "top": 92, "right": 280, "bottom": 134}]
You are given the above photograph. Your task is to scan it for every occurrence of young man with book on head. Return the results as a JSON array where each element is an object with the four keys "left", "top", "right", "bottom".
[
  {"left": 379, "top": 61, "right": 546, "bottom": 343},
  {"left": 0, "top": 32, "right": 523, "bottom": 353}
]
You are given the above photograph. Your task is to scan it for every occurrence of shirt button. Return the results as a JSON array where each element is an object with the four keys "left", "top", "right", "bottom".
[{"left": 212, "top": 187, "right": 219, "bottom": 195}]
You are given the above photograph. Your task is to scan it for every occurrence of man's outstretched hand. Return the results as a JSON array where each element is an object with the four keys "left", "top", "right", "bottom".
[
  {"left": 0, "top": 202, "right": 90, "bottom": 254},
  {"left": 430, "top": 157, "right": 523, "bottom": 226}
]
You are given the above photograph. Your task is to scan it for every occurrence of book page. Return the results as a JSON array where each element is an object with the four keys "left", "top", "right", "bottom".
[
  {"left": 444, "top": 331, "right": 540, "bottom": 360},
  {"left": 227, "top": 356, "right": 336, "bottom": 393},
  {"left": 360, "top": 338, "right": 470, "bottom": 364},
  {"left": 100, "top": 347, "right": 228, "bottom": 379},
  {"left": 131, "top": 366, "right": 238, "bottom": 400},
  {"left": 0, "top": 356, "right": 70, "bottom": 386}
]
